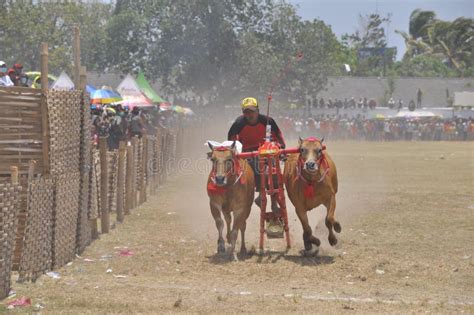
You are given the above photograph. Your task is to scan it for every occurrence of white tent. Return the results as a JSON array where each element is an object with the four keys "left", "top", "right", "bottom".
[
  {"left": 395, "top": 110, "right": 439, "bottom": 118},
  {"left": 51, "top": 71, "right": 75, "bottom": 91},
  {"left": 116, "top": 74, "right": 152, "bottom": 108}
]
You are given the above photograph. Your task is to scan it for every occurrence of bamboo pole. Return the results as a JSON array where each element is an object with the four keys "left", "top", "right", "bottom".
[
  {"left": 40, "top": 43, "right": 48, "bottom": 94},
  {"left": 27, "top": 160, "right": 36, "bottom": 182},
  {"left": 116, "top": 141, "right": 126, "bottom": 223},
  {"left": 40, "top": 43, "right": 50, "bottom": 175},
  {"left": 79, "top": 66, "right": 87, "bottom": 91},
  {"left": 131, "top": 137, "right": 138, "bottom": 209},
  {"left": 155, "top": 129, "right": 161, "bottom": 189},
  {"left": 125, "top": 143, "right": 133, "bottom": 215},
  {"left": 90, "top": 219, "right": 99, "bottom": 240},
  {"left": 81, "top": 65, "right": 97, "bottom": 238},
  {"left": 99, "top": 137, "right": 109, "bottom": 233},
  {"left": 73, "top": 25, "right": 81, "bottom": 88},
  {"left": 139, "top": 137, "right": 147, "bottom": 204},
  {"left": 10, "top": 166, "right": 18, "bottom": 184}
]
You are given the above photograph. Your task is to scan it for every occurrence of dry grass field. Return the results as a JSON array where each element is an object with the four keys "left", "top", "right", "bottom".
[{"left": 5, "top": 141, "right": 473, "bottom": 314}]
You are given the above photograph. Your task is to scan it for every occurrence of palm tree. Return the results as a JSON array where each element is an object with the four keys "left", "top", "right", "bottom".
[
  {"left": 396, "top": 9, "right": 437, "bottom": 60},
  {"left": 397, "top": 10, "right": 473, "bottom": 75},
  {"left": 409, "top": 9, "right": 436, "bottom": 40},
  {"left": 434, "top": 18, "right": 473, "bottom": 72}
]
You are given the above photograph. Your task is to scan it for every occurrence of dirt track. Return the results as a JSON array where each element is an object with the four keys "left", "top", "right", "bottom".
[{"left": 6, "top": 141, "right": 474, "bottom": 314}]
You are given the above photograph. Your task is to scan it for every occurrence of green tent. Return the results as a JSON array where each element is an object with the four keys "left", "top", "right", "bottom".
[{"left": 136, "top": 72, "right": 167, "bottom": 104}]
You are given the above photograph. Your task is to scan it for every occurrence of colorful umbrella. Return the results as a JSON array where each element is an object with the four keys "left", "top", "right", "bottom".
[
  {"left": 91, "top": 88, "right": 122, "bottom": 104},
  {"left": 86, "top": 85, "right": 97, "bottom": 95},
  {"left": 118, "top": 95, "right": 153, "bottom": 109},
  {"left": 25, "top": 71, "right": 57, "bottom": 89},
  {"left": 159, "top": 103, "right": 172, "bottom": 111},
  {"left": 172, "top": 105, "right": 185, "bottom": 113},
  {"left": 183, "top": 107, "right": 194, "bottom": 115},
  {"left": 105, "top": 107, "right": 117, "bottom": 114},
  {"left": 395, "top": 111, "right": 438, "bottom": 118}
]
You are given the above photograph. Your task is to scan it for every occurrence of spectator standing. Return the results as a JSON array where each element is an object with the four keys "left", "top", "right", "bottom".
[
  {"left": 129, "top": 107, "right": 145, "bottom": 138},
  {"left": 388, "top": 97, "right": 395, "bottom": 109},
  {"left": 397, "top": 99, "right": 404, "bottom": 111},
  {"left": 0, "top": 61, "right": 14, "bottom": 87},
  {"left": 9, "top": 63, "right": 27, "bottom": 86},
  {"left": 417, "top": 88, "right": 423, "bottom": 108}
]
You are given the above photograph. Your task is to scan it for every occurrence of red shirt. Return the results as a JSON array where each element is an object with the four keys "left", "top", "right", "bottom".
[{"left": 228, "top": 114, "right": 285, "bottom": 152}]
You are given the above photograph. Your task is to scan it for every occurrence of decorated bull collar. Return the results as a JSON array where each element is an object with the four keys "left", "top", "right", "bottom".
[
  {"left": 207, "top": 152, "right": 246, "bottom": 196},
  {"left": 304, "top": 136, "right": 326, "bottom": 148},
  {"left": 295, "top": 137, "right": 330, "bottom": 198},
  {"left": 213, "top": 146, "right": 230, "bottom": 151}
]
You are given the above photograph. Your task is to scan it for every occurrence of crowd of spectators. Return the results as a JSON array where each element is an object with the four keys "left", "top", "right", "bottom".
[{"left": 278, "top": 115, "right": 474, "bottom": 141}]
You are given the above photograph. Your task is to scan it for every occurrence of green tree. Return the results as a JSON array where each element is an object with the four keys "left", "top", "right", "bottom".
[
  {"left": 0, "top": 1, "right": 112, "bottom": 74},
  {"left": 0, "top": 0, "right": 346, "bottom": 103},
  {"left": 396, "top": 10, "right": 473, "bottom": 76},
  {"left": 341, "top": 13, "right": 395, "bottom": 76},
  {"left": 394, "top": 55, "right": 457, "bottom": 77},
  {"left": 409, "top": 9, "right": 436, "bottom": 40},
  {"left": 292, "top": 19, "right": 342, "bottom": 101}
]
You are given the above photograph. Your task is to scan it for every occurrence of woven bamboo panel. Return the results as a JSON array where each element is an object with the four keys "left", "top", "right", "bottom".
[
  {"left": 134, "top": 138, "right": 143, "bottom": 189},
  {"left": 165, "top": 131, "right": 176, "bottom": 177},
  {"left": 88, "top": 150, "right": 101, "bottom": 219},
  {"left": 107, "top": 151, "right": 118, "bottom": 214},
  {"left": 146, "top": 136, "right": 156, "bottom": 186},
  {"left": 170, "top": 131, "right": 177, "bottom": 166},
  {"left": 158, "top": 129, "right": 166, "bottom": 183},
  {"left": 11, "top": 177, "right": 27, "bottom": 271},
  {"left": 18, "top": 176, "right": 54, "bottom": 282},
  {"left": 147, "top": 136, "right": 158, "bottom": 190},
  {"left": 0, "top": 180, "right": 22, "bottom": 299},
  {"left": 76, "top": 172, "right": 91, "bottom": 254},
  {"left": 118, "top": 153, "right": 127, "bottom": 212},
  {"left": 155, "top": 128, "right": 164, "bottom": 185},
  {"left": 0, "top": 87, "right": 44, "bottom": 176},
  {"left": 52, "top": 172, "right": 80, "bottom": 269},
  {"left": 160, "top": 132, "right": 169, "bottom": 183},
  {"left": 47, "top": 90, "right": 82, "bottom": 176},
  {"left": 175, "top": 128, "right": 183, "bottom": 161},
  {"left": 77, "top": 92, "right": 93, "bottom": 253}
]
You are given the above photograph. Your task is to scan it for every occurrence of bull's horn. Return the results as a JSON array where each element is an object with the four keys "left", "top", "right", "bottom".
[
  {"left": 320, "top": 137, "right": 324, "bottom": 143},
  {"left": 231, "top": 140, "right": 236, "bottom": 149},
  {"left": 207, "top": 141, "right": 214, "bottom": 151},
  {"left": 298, "top": 136, "right": 303, "bottom": 146}
]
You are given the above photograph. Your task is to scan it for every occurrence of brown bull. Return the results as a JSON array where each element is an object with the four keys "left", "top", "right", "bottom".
[
  {"left": 284, "top": 137, "right": 341, "bottom": 255},
  {"left": 207, "top": 141, "right": 254, "bottom": 260}
]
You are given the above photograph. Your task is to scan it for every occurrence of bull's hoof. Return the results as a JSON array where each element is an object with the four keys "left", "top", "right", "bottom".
[
  {"left": 334, "top": 222, "right": 342, "bottom": 233},
  {"left": 240, "top": 247, "right": 247, "bottom": 257},
  {"left": 304, "top": 240, "right": 313, "bottom": 251},
  {"left": 301, "top": 247, "right": 319, "bottom": 257},
  {"left": 230, "top": 252, "right": 239, "bottom": 262},
  {"left": 328, "top": 235, "right": 338, "bottom": 246},
  {"left": 217, "top": 240, "right": 226, "bottom": 254},
  {"left": 310, "top": 236, "right": 321, "bottom": 247}
]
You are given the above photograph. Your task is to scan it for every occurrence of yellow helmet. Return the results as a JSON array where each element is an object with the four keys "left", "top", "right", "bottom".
[{"left": 241, "top": 97, "right": 258, "bottom": 111}]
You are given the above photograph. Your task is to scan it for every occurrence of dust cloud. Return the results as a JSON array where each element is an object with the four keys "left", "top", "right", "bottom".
[{"left": 155, "top": 112, "right": 390, "bottom": 252}]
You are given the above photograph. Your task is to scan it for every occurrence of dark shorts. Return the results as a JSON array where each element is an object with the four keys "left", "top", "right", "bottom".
[{"left": 246, "top": 157, "right": 280, "bottom": 192}]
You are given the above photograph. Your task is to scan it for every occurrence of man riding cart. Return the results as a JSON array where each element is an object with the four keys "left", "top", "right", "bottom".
[{"left": 228, "top": 97, "right": 286, "bottom": 237}]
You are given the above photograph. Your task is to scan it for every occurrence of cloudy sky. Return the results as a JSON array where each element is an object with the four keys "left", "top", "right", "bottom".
[{"left": 287, "top": 0, "right": 473, "bottom": 60}]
